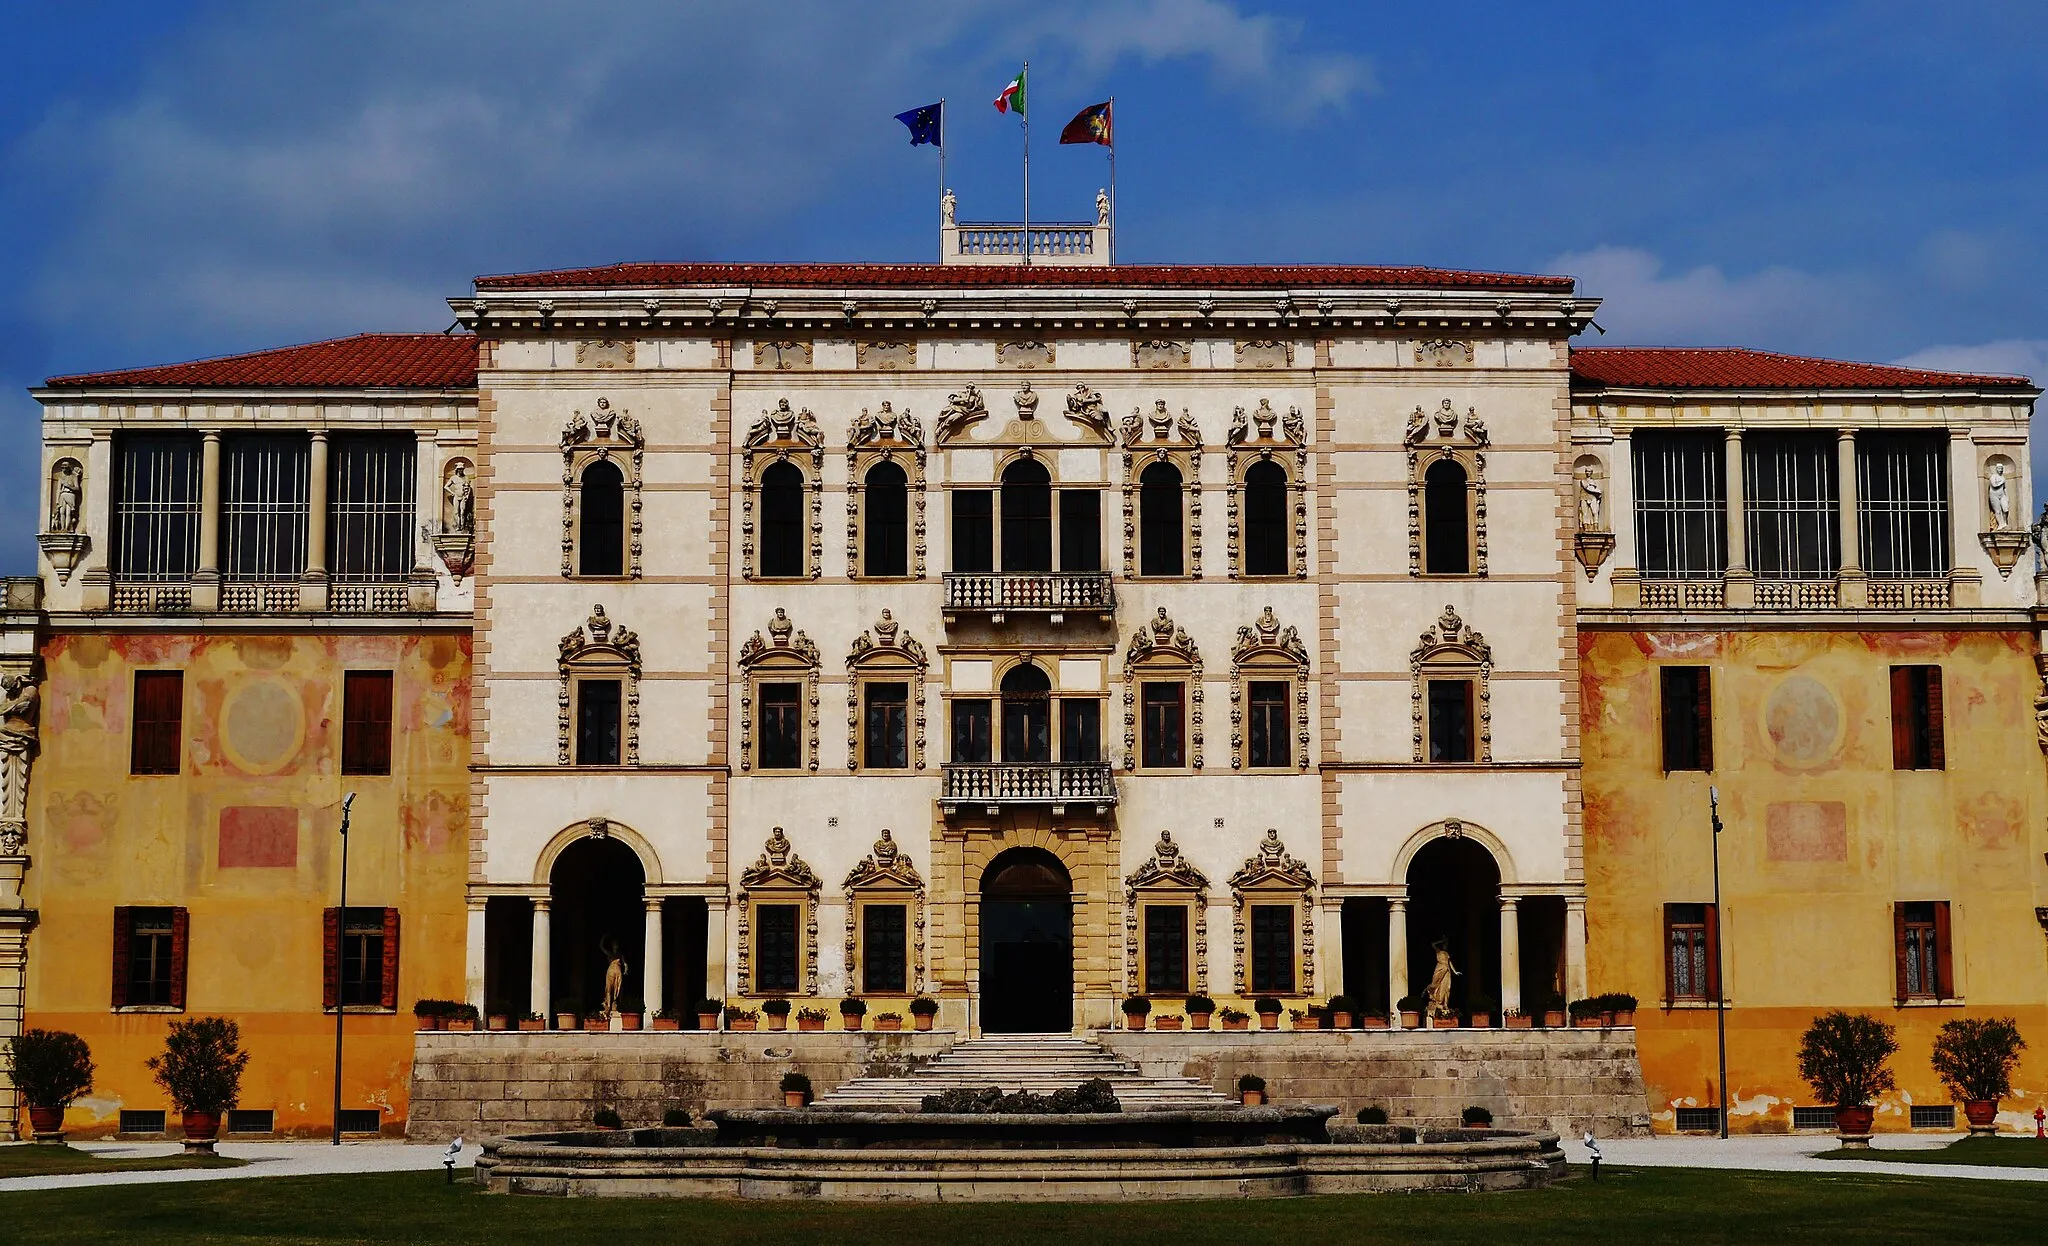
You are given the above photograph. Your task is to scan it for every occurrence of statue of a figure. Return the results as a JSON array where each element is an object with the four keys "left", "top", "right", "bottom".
[
  {"left": 49, "top": 463, "right": 81, "bottom": 534},
  {"left": 1988, "top": 460, "right": 2012, "bottom": 531},
  {"left": 941, "top": 188, "right": 957, "bottom": 227},
  {"left": 1578, "top": 463, "right": 1605, "bottom": 531},
  {"left": 0, "top": 674, "right": 40, "bottom": 834},
  {"left": 1096, "top": 187, "right": 1111, "bottom": 226},
  {"left": 599, "top": 934, "right": 627, "bottom": 1018},
  {"left": 1425, "top": 937, "right": 1461, "bottom": 1018},
  {"left": 444, "top": 465, "right": 474, "bottom": 535},
  {"left": 2033, "top": 504, "right": 2048, "bottom": 569}
]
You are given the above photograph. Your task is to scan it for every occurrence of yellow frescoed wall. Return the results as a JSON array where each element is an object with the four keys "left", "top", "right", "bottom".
[
  {"left": 1582, "top": 627, "right": 2048, "bottom": 1134},
  {"left": 24, "top": 628, "right": 469, "bottom": 1137}
]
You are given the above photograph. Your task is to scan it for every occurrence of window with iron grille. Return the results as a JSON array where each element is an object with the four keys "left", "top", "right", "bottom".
[
  {"left": 1895, "top": 901, "right": 1951, "bottom": 1000},
  {"left": 227, "top": 1109, "right": 275, "bottom": 1134},
  {"left": 1673, "top": 1107, "right": 1722, "bottom": 1132},
  {"left": 1633, "top": 431, "right": 1727, "bottom": 577},
  {"left": 220, "top": 434, "right": 309, "bottom": 580},
  {"left": 131, "top": 671, "right": 184, "bottom": 775},
  {"left": 1791, "top": 1107, "right": 1838, "bottom": 1130},
  {"left": 112, "top": 433, "right": 202, "bottom": 580},
  {"left": 1744, "top": 432, "right": 1838, "bottom": 578},
  {"left": 1660, "top": 667, "right": 1713, "bottom": 772},
  {"left": 755, "top": 904, "right": 799, "bottom": 993},
  {"left": 1664, "top": 903, "right": 1718, "bottom": 1002},
  {"left": 862, "top": 904, "right": 907, "bottom": 993},
  {"left": 1140, "top": 681, "right": 1186, "bottom": 769},
  {"left": 1144, "top": 904, "right": 1188, "bottom": 994},
  {"left": 328, "top": 435, "right": 416, "bottom": 582},
  {"left": 1857, "top": 432, "right": 1949, "bottom": 578},
  {"left": 576, "top": 679, "right": 623, "bottom": 766},
  {"left": 1247, "top": 680, "right": 1291, "bottom": 769},
  {"left": 757, "top": 683, "right": 802, "bottom": 770},
  {"left": 1426, "top": 679, "right": 1474, "bottom": 763},
  {"left": 863, "top": 682, "right": 909, "bottom": 769},
  {"left": 341, "top": 671, "right": 393, "bottom": 776},
  {"left": 1249, "top": 903, "right": 1295, "bottom": 994},
  {"left": 1909, "top": 1104, "right": 1956, "bottom": 1130},
  {"left": 1889, "top": 666, "right": 1944, "bottom": 770},
  {"left": 119, "top": 1110, "right": 167, "bottom": 1135},
  {"left": 115, "top": 906, "right": 184, "bottom": 1008},
  {"left": 336, "top": 1109, "right": 382, "bottom": 1134}
]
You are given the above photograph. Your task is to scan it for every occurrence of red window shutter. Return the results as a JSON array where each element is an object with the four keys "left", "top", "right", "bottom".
[
  {"left": 342, "top": 672, "right": 395, "bottom": 776},
  {"left": 1889, "top": 667, "right": 1913, "bottom": 770},
  {"left": 1891, "top": 905, "right": 1909, "bottom": 1002},
  {"left": 1661, "top": 903, "right": 1677, "bottom": 1005},
  {"left": 1933, "top": 902, "right": 1953, "bottom": 999},
  {"left": 1693, "top": 668, "right": 1714, "bottom": 772},
  {"left": 380, "top": 908, "right": 401, "bottom": 1010},
  {"left": 1924, "top": 668, "right": 1945, "bottom": 771},
  {"left": 168, "top": 907, "right": 190, "bottom": 1011},
  {"left": 111, "top": 906, "right": 133, "bottom": 1008},
  {"left": 1704, "top": 903, "right": 1722, "bottom": 1000},
  {"left": 323, "top": 907, "right": 340, "bottom": 1011}
]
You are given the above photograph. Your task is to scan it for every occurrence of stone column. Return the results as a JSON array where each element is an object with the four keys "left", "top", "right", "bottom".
[
  {"left": 529, "top": 899, "right": 552, "bottom": 1021},
  {"left": 705, "top": 894, "right": 731, "bottom": 1003},
  {"left": 1499, "top": 897, "right": 1522, "bottom": 1017},
  {"left": 1387, "top": 897, "right": 1408, "bottom": 1028},
  {"left": 1722, "top": 428, "right": 1752, "bottom": 607},
  {"left": 1949, "top": 427, "right": 1983, "bottom": 606},
  {"left": 1565, "top": 897, "right": 1589, "bottom": 1004},
  {"left": 407, "top": 428, "right": 440, "bottom": 612},
  {"left": 302, "top": 430, "right": 331, "bottom": 611},
  {"left": 464, "top": 899, "right": 487, "bottom": 1014},
  {"left": 192, "top": 431, "right": 222, "bottom": 611},
  {"left": 643, "top": 899, "right": 665, "bottom": 1016},
  {"left": 1837, "top": 430, "right": 1866, "bottom": 607}
]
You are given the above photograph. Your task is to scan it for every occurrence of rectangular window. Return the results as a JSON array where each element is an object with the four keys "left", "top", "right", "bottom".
[
  {"left": 118, "top": 1110, "right": 167, "bottom": 1135},
  {"left": 1894, "top": 901, "right": 1952, "bottom": 1000},
  {"left": 1660, "top": 667, "right": 1713, "bottom": 772},
  {"left": 1674, "top": 1107, "right": 1723, "bottom": 1133},
  {"left": 1909, "top": 1105, "right": 1956, "bottom": 1130},
  {"left": 341, "top": 671, "right": 394, "bottom": 776},
  {"left": 1143, "top": 905, "right": 1188, "bottom": 995},
  {"left": 861, "top": 904, "right": 907, "bottom": 994},
  {"left": 113, "top": 906, "right": 186, "bottom": 1009},
  {"left": 1791, "top": 1106, "right": 1839, "bottom": 1131},
  {"left": 1663, "top": 902, "right": 1719, "bottom": 1003},
  {"left": 325, "top": 906, "right": 399, "bottom": 1010},
  {"left": 951, "top": 699, "right": 992, "bottom": 763},
  {"left": 1246, "top": 680, "right": 1291, "bottom": 768},
  {"left": 131, "top": 671, "right": 184, "bottom": 775},
  {"left": 1425, "top": 679, "right": 1474, "bottom": 763},
  {"left": 1858, "top": 431, "right": 1949, "bottom": 578},
  {"left": 220, "top": 434, "right": 310, "bottom": 580},
  {"left": 755, "top": 903, "right": 799, "bottom": 993},
  {"left": 1140, "top": 682, "right": 1185, "bottom": 769},
  {"left": 575, "top": 679, "right": 623, "bottom": 767},
  {"left": 1059, "top": 699, "right": 1101, "bottom": 764},
  {"left": 1249, "top": 903, "right": 1295, "bottom": 994},
  {"left": 1744, "top": 432, "right": 1839, "bottom": 578},
  {"left": 757, "top": 682, "right": 802, "bottom": 770},
  {"left": 1633, "top": 431, "right": 1727, "bottom": 577},
  {"left": 952, "top": 490, "right": 993, "bottom": 573},
  {"left": 336, "top": 1108, "right": 383, "bottom": 1135},
  {"left": 1059, "top": 491, "right": 1101, "bottom": 572},
  {"left": 329, "top": 435, "right": 418, "bottom": 582},
  {"left": 112, "top": 433, "right": 203, "bottom": 580},
  {"left": 863, "top": 682, "right": 910, "bottom": 770},
  {"left": 226, "top": 1109, "right": 275, "bottom": 1134},
  {"left": 1889, "top": 665, "right": 1944, "bottom": 770}
]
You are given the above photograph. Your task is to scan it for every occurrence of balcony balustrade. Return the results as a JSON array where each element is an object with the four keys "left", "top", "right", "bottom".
[
  {"left": 942, "top": 572, "right": 1114, "bottom": 624},
  {"left": 1614, "top": 571, "right": 1967, "bottom": 611},
  {"left": 940, "top": 762, "right": 1117, "bottom": 816}
]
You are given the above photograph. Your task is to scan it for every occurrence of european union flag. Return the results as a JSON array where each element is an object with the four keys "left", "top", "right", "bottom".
[{"left": 896, "top": 102, "right": 943, "bottom": 148}]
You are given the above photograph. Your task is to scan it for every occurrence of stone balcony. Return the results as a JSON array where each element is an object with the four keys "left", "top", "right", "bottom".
[
  {"left": 96, "top": 575, "right": 434, "bottom": 615},
  {"left": 1611, "top": 569, "right": 1975, "bottom": 612},
  {"left": 942, "top": 572, "right": 1114, "bottom": 625},
  {"left": 942, "top": 220, "right": 1108, "bottom": 267},
  {"left": 940, "top": 762, "right": 1117, "bottom": 817}
]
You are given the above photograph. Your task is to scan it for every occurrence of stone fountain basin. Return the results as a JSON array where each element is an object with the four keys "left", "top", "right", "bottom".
[{"left": 703, "top": 1105, "right": 1337, "bottom": 1150}]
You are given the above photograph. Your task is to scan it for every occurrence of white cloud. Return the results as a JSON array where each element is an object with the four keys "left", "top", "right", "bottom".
[
  {"left": 1892, "top": 339, "right": 2048, "bottom": 383},
  {"left": 1550, "top": 245, "right": 1871, "bottom": 348}
]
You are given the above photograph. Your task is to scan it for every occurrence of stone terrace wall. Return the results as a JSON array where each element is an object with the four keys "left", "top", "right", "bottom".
[{"left": 1105, "top": 1029, "right": 1650, "bottom": 1137}]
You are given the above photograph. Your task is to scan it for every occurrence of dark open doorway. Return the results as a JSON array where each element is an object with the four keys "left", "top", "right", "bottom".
[
  {"left": 550, "top": 837, "right": 646, "bottom": 1016},
  {"left": 979, "top": 847, "right": 1073, "bottom": 1033},
  {"left": 1404, "top": 837, "right": 1501, "bottom": 1024}
]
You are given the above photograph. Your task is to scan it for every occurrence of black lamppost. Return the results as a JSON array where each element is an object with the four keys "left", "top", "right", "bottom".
[
  {"left": 331, "top": 792, "right": 355, "bottom": 1146},
  {"left": 1709, "top": 785, "right": 1729, "bottom": 1140}
]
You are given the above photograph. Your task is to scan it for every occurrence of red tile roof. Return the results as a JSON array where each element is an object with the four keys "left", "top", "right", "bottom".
[
  {"left": 1571, "top": 346, "right": 2033, "bottom": 392},
  {"left": 43, "top": 333, "right": 478, "bottom": 390},
  {"left": 473, "top": 261, "right": 1574, "bottom": 292}
]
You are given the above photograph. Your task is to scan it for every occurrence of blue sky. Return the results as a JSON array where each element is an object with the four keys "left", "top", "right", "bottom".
[{"left": 3, "top": 1, "right": 2044, "bottom": 571}]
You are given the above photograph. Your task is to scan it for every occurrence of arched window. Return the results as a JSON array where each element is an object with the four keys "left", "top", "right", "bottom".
[
  {"left": 863, "top": 461, "right": 909, "bottom": 578},
  {"left": 1243, "top": 461, "right": 1289, "bottom": 576},
  {"left": 759, "top": 462, "right": 806, "bottom": 578},
  {"left": 1000, "top": 458, "right": 1052, "bottom": 572},
  {"left": 1140, "top": 461, "right": 1185, "bottom": 576},
  {"left": 1000, "top": 663, "right": 1051, "bottom": 763},
  {"left": 578, "top": 460, "right": 625, "bottom": 577},
  {"left": 1423, "top": 458, "right": 1471, "bottom": 575}
]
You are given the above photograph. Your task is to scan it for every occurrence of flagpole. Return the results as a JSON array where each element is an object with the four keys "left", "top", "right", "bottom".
[
  {"left": 938, "top": 98, "right": 946, "bottom": 264},
  {"left": 1108, "top": 96, "right": 1117, "bottom": 265},
  {"left": 1021, "top": 61, "right": 1031, "bottom": 267}
]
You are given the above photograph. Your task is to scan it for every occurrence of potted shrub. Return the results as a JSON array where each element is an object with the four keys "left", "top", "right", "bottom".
[
  {"left": 1155, "top": 1010, "right": 1184, "bottom": 1032},
  {"left": 1603, "top": 993, "right": 1639, "bottom": 1026},
  {"left": 1798, "top": 1010, "right": 1898, "bottom": 1146},
  {"left": 1397, "top": 996, "right": 1423, "bottom": 1029},
  {"left": 445, "top": 1003, "right": 480, "bottom": 1032},
  {"left": 652, "top": 1008, "right": 682, "bottom": 1032},
  {"left": 1289, "top": 1007, "right": 1321, "bottom": 1031},
  {"left": 780, "top": 1071, "right": 812, "bottom": 1108},
  {"left": 726, "top": 1006, "right": 759, "bottom": 1032},
  {"left": 1327, "top": 995, "right": 1357, "bottom": 1029},
  {"left": 147, "top": 1016, "right": 248, "bottom": 1154},
  {"left": 582, "top": 1011, "right": 608, "bottom": 1033},
  {"left": 1467, "top": 994, "right": 1497, "bottom": 1029},
  {"left": 1533, "top": 990, "right": 1566, "bottom": 1029},
  {"left": 796, "top": 1006, "right": 829, "bottom": 1033},
  {"left": 1429, "top": 1005, "right": 1458, "bottom": 1029},
  {"left": 909, "top": 997, "right": 940, "bottom": 1031},
  {"left": 839, "top": 997, "right": 867, "bottom": 1031},
  {"left": 1219, "top": 1007, "right": 1251, "bottom": 1032},
  {"left": 1122, "top": 996, "right": 1151, "bottom": 1031},
  {"left": 1931, "top": 1016, "right": 2026, "bottom": 1136},
  {"left": 1461, "top": 1105, "right": 1493, "bottom": 1127},
  {"left": 594, "top": 1106, "right": 623, "bottom": 1130},
  {"left": 1568, "top": 998, "right": 1603, "bottom": 1028},
  {"left": 1357, "top": 1105, "right": 1388, "bottom": 1125},
  {"left": 412, "top": 999, "right": 449, "bottom": 1031},
  {"left": 1238, "top": 1073, "right": 1266, "bottom": 1106},
  {"left": 1505, "top": 1008, "right": 1532, "bottom": 1031},
  {"left": 876, "top": 1012, "right": 904, "bottom": 1032},
  {"left": 10, "top": 1029, "right": 93, "bottom": 1142},
  {"left": 1254, "top": 997, "right": 1283, "bottom": 1030},
  {"left": 697, "top": 998, "right": 724, "bottom": 1030},
  {"left": 1360, "top": 1009, "right": 1389, "bottom": 1030},
  {"left": 763, "top": 997, "right": 792, "bottom": 1032},
  {"left": 1185, "top": 994, "right": 1215, "bottom": 1030},
  {"left": 663, "top": 1107, "right": 692, "bottom": 1127},
  {"left": 519, "top": 1012, "right": 546, "bottom": 1033}
]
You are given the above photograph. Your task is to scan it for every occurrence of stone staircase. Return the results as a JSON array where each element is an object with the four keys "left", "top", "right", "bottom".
[{"left": 811, "top": 1032, "right": 1235, "bottom": 1112}]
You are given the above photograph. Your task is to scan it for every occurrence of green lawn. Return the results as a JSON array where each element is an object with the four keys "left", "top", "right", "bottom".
[
  {"left": 0, "top": 1166, "right": 2045, "bottom": 1245},
  {"left": 0, "top": 1144, "right": 245, "bottom": 1178},
  {"left": 1817, "top": 1135, "right": 2048, "bottom": 1169}
]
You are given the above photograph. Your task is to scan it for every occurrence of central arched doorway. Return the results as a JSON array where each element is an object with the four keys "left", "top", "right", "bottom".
[
  {"left": 550, "top": 837, "right": 646, "bottom": 1016},
  {"left": 979, "top": 847, "right": 1073, "bottom": 1033},
  {"left": 1404, "top": 837, "right": 1501, "bottom": 1024}
]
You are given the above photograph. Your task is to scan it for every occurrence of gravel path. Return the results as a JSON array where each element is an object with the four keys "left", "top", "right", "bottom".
[
  {"left": 1562, "top": 1132, "right": 2048, "bottom": 1184},
  {"left": 0, "top": 1140, "right": 472, "bottom": 1193}
]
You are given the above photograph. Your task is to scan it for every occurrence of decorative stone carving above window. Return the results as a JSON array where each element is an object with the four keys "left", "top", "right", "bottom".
[
  {"left": 1405, "top": 399, "right": 1488, "bottom": 577},
  {"left": 1225, "top": 399, "right": 1309, "bottom": 579},
  {"left": 846, "top": 610, "right": 928, "bottom": 771},
  {"left": 575, "top": 340, "right": 635, "bottom": 369},
  {"left": 1122, "top": 607, "right": 1203, "bottom": 770},
  {"left": 1227, "top": 829, "right": 1316, "bottom": 996},
  {"left": 560, "top": 398, "right": 645, "bottom": 579},
  {"left": 753, "top": 340, "right": 813, "bottom": 370},
  {"left": 1230, "top": 606, "right": 1311, "bottom": 770},
  {"left": 736, "top": 826, "right": 821, "bottom": 996},
  {"left": 742, "top": 399, "right": 824, "bottom": 580},
  {"left": 1132, "top": 339, "right": 1191, "bottom": 370},
  {"left": 1234, "top": 340, "right": 1293, "bottom": 369},
  {"left": 1120, "top": 401, "right": 1204, "bottom": 577},
  {"left": 1061, "top": 384, "right": 1115, "bottom": 444},
  {"left": 856, "top": 340, "right": 915, "bottom": 370},
  {"left": 1124, "top": 830, "right": 1210, "bottom": 997},
  {"left": 557, "top": 604, "right": 642, "bottom": 766},
  {"left": 846, "top": 403, "right": 927, "bottom": 578},
  {"left": 1409, "top": 604, "right": 1492, "bottom": 764},
  {"left": 1414, "top": 339, "right": 1474, "bottom": 367},
  {"left": 739, "top": 608, "right": 821, "bottom": 772},
  {"left": 997, "top": 340, "right": 1055, "bottom": 368},
  {"left": 843, "top": 829, "right": 926, "bottom": 994},
  {"left": 932, "top": 384, "right": 991, "bottom": 444}
]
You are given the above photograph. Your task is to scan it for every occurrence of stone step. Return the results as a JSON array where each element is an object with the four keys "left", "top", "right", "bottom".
[{"left": 812, "top": 1032, "right": 1235, "bottom": 1110}]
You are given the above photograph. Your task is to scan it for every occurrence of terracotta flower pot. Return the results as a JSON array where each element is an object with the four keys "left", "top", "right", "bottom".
[
  {"left": 181, "top": 1111, "right": 221, "bottom": 1153},
  {"left": 519, "top": 1018, "right": 545, "bottom": 1032},
  {"left": 1125, "top": 1015, "right": 1146, "bottom": 1031},
  {"left": 1400, "top": 1010, "right": 1421, "bottom": 1029},
  {"left": 26, "top": 1105, "right": 63, "bottom": 1140},
  {"left": 620, "top": 1013, "right": 643, "bottom": 1031},
  {"left": 766, "top": 1014, "right": 787, "bottom": 1031},
  {"left": 1362, "top": 1015, "right": 1388, "bottom": 1030},
  {"left": 555, "top": 1013, "right": 578, "bottom": 1030},
  {"left": 797, "top": 1017, "right": 825, "bottom": 1032},
  {"left": 841, "top": 1015, "right": 862, "bottom": 1031},
  {"left": 653, "top": 1017, "right": 681, "bottom": 1031},
  {"left": 697, "top": 1012, "right": 721, "bottom": 1030},
  {"left": 487, "top": 1014, "right": 510, "bottom": 1031},
  {"left": 1431, "top": 1015, "right": 1458, "bottom": 1029},
  {"left": 1155, "top": 1015, "right": 1183, "bottom": 1031},
  {"left": 1189, "top": 1012, "right": 1212, "bottom": 1030},
  {"left": 729, "top": 1017, "right": 758, "bottom": 1032},
  {"left": 913, "top": 1013, "right": 934, "bottom": 1031},
  {"left": 582, "top": 1018, "right": 607, "bottom": 1032},
  {"left": 784, "top": 1091, "right": 806, "bottom": 1108},
  {"left": 1257, "top": 1012, "right": 1282, "bottom": 1030},
  {"left": 1964, "top": 1099, "right": 2000, "bottom": 1135},
  {"left": 1331, "top": 1011, "right": 1354, "bottom": 1029},
  {"left": 1468, "top": 1013, "right": 1491, "bottom": 1029},
  {"left": 1613, "top": 1009, "right": 1635, "bottom": 1026},
  {"left": 1599, "top": 1010, "right": 1617, "bottom": 1027},
  {"left": 1835, "top": 1106, "right": 1875, "bottom": 1139},
  {"left": 1241, "top": 1090, "right": 1264, "bottom": 1106},
  {"left": 1543, "top": 1011, "right": 1565, "bottom": 1028},
  {"left": 1506, "top": 1014, "right": 1533, "bottom": 1030},
  {"left": 1292, "top": 1015, "right": 1321, "bottom": 1031},
  {"left": 1222, "top": 1016, "right": 1249, "bottom": 1031},
  {"left": 447, "top": 1018, "right": 476, "bottom": 1032},
  {"left": 418, "top": 1016, "right": 441, "bottom": 1031},
  {"left": 1572, "top": 1015, "right": 1600, "bottom": 1029},
  {"left": 876, "top": 1017, "right": 902, "bottom": 1031}
]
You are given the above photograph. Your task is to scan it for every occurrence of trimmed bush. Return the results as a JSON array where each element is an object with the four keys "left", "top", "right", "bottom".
[
  {"left": 1461, "top": 1106, "right": 1493, "bottom": 1127},
  {"left": 761, "top": 997, "right": 792, "bottom": 1017},
  {"left": 922, "top": 1079, "right": 1121, "bottom": 1115},
  {"left": 839, "top": 997, "right": 868, "bottom": 1016},
  {"left": 1798, "top": 1010, "right": 1898, "bottom": 1108},
  {"left": 780, "top": 1071, "right": 812, "bottom": 1095},
  {"left": 663, "top": 1108, "right": 691, "bottom": 1127},
  {"left": 147, "top": 1017, "right": 249, "bottom": 1117},
  {"left": 1357, "top": 1106, "right": 1388, "bottom": 1125},
  {"left": 696, "top": 998, "right": 724, "bottom": 1016},
  {"left": 1931, "top": 1017, "right": 2026, "bottom": 1102},
  {"left": 9, "top": 1029, "right": 94, "bottom": 1110},
  {"left": 1184, "top": 993, "right": 1216, "bottom": 1014},
  {"left": 1237, "top": 1073, "right": 1266, "bottom": 1093},
  {"left": 909, "top": 997, "right": 940, "bottom": 1017},
  {"left": 1254, "top": 996, "right": 1283, "bottom": 1016},
  {"left": 1121, "top": 995, "right": 1151, "bottom": 1016},
  {"left": 594, "top": 1106, "right": 623, "bottom": 1129}
]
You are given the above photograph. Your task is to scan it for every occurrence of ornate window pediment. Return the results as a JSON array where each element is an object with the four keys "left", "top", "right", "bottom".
[
  {"left": 1121, "top": 402, "right": 1204, "bottom": 578},
  {"left": 1061, "top": 384, "right": 1115, "bottom": 444},
  {"left": 739, "top": 608, "right": 820, "bottom": 772},
  {"left": 1406, "top": 398, "right": 1488, "bottom": 577},
  {"left": 743, "top": 399, "right": 824, "bottom": 580},
  {"left": 557, "top": 604, "right": 641, "bottom": 765},
  {"left": 1123, "top": 607, "right": 1204, "bottom": 770},
  {"left": 1230, "top": 606, "right": 1311, "bottom": 771},
  {"left": 1124, "top": 830, "right": 1210, "bottom": 997},
  {"left": 736, "top": 827, "right": 820, "bottom": 996},
  {"left": 843, "top": 830, "right": 926, "bottom": 995},
  {"left": 1225, "top": 400, "right": 1308, "bottom": 579},
  {"left": 1410, "top": 604, "right": 1492, "bottom": 763},
  {"left": 1228, "top": 828, "right": 1317, "bottom": 996},
  {"left": 847, "top": 403, "right": 927, "bottom": 578},
  {"left": 846, "top": 610, "right": 928, "bottom": 771},
  {"left": 741, "top": 825, "right": 821, "bottom": 891},
  {"left": 560, "top": 398, "right": 645, "bottom": 579}
]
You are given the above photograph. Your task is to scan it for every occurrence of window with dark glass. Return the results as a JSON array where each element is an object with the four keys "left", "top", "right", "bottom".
[
  {"left": 578, "top": 459, "right": 625, "bottom": 576},
  {"left": 131, "top": 671, "right": 184, "bottom": 775},
  {"left": 1247, "top": 680, "right": 1290, "bottom": 768},
  {"left": 575, "top": 679, "right": 622, "bottom": 766},
  {"left": 1660, "top": 667, "right": 1713, "bottom": 772},
  {"left": 341, "top": 671, "right": 394, "bottom": 776},
  {"left": 1060, "top": 490, "right": 1101, "bottom": 572},
  {"left": 862, "top": 904, "right": 907, "bottom": 993},
  {"left": 329, "top": 434, "right": 416, "bottom": 582},
  {"left": 1243, "top": 460, "right": 1289, "bottom": 576},
  {"left": 1890, "top": 665, "right": 1944, "bottom": 770},
  {"left": 952, "top": 490, "right": 993, "bottom": 572},
  {"left": 862, "top": 461, "right": 909, "bottom": 577},
  {"left": 1422, "top": 459, "right": 1470, "bottom": 575},
  {"left": 1000, "top": 664, "right": 1051, "bottom": 763},
  {"left": 1744, "top": 432, "right": 1838, "bottom": 578},
  {"left": 114, "top": 906, "right": 184, "bottom": 1008},
  {"left": 863, "top": 681, "right": 910, "bottom": 769},
  {"left": 1140, "top": 681, "right": 1185, "bottom": 769},
  {"left": 1144, "top": 905, "right": 1188, "bottom": 994},
  {"left": 1139, "top": 461, "right": 1185, "bottom": 576},
  {"left": 1060, "top": 699, "right": 1101, "bottom": 764},
  {"left": 1000, "top": 459, "right": 1052, "bottom": 572},
  {"left": 112, "top": 433, "right": 202, "bottom": 580},
  {"left": 1634, "top": 431, "right": 1728, "bottom": 577},
  {"left": 1426, "top": 679, "right": 1474, "bottom": 763},
  {"left": 221, "top": 434, "right": 309, "bottom": 580},
  {"left": 326, "top": 906, "right": 397, "bottom": 1010},
  {"left": 1858, "top": 431, "right": 1949, "bottom": 578},
  {"left": 1894, "top": 901, "right": 1951, "bottom": 1000},
  {"left": 757, "top": 682, "right": 802, "bottom": 770},
  {"left": 1250, "top": 904, "right": 1295, "bottom": 993},
  {"left": 1664, "top": 903, "right": 1718, "bottom": 1002},
  {"left": 759, "top": 462, "right": 806, "bottom": 577},
  {"left": 951, "top": 698, "right": 992, "bottom": 763},
  {"left": 755, "top": 904, "right": 799, "bottom": 993}
]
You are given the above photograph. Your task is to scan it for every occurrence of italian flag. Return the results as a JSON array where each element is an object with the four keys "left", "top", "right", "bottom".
[{"left": 993, "top": 67, "right": 1026, "bottom": 117}]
